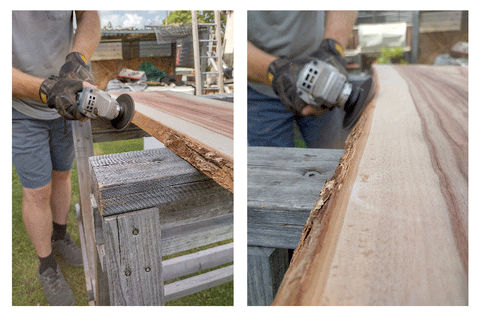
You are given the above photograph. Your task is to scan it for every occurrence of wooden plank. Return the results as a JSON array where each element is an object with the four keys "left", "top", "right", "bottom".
[
  {"left": 248, "top": 147, "right": 343, "bottom": 248},
  {"left": 164, "top": 265, "right": 233, "bottom": 302},
  {"left": 110, "top": 90, "right": 234, "bottom": 192},
  {"left": 75, "top": 204, "right": 95, "bottom": 305},
  {"left": 273, "top": 65, "right": 468, "bottom": 306},
  {"left": 162, "top": 243, "right": 233, "bottom": 281},
  {"left": 72, "top": 120, "right": 98, "bottom": 305},
  {"left": 247, "top": 247, "right": 289, "bottom": 306},
  {"left": 102, "top": 208, "right": 164, "bottom": 306},
  {"left": 248, "top": 223, "right": 303, "bottom": 250},
  {"left": 90, "top": 148, "right": 232, "bottom": 217},
  {"left": 161, "top": 214, "right": 233, "bottom": 257}
]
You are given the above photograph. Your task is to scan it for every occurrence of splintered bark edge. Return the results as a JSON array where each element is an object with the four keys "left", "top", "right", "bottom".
[
  {"left": 272, "top": 69, "right": 379, "bottom": 306},
  {"left": 132, "top": 111, "right": 234, "bottom": 193}
]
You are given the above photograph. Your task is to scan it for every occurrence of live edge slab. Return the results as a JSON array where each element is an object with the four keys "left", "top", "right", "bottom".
[
  {"left": 110, "top": 91, "right": 234, "bottom": 193},
  {"left": 273, "top": 65, "right": 468, "bottom": 306}
]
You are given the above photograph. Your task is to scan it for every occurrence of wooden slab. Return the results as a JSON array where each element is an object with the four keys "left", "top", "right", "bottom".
[
  {"left": 111, "top": 91, "right": 233, "bottom": 192},
  {"left": 273, "top": 65, "right": 468, "bottom": 306}
]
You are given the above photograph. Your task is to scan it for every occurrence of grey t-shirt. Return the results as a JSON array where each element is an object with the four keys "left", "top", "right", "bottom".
[
  {"left": 12, "top": 11, "right": 75, "bottom": 120},
  {"left": 248, "top": 11, "right": 325, "bottom": 97}
]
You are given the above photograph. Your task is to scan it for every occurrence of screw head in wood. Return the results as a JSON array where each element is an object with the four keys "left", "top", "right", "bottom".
[
  {"left": 145, "top": 266, "right": 151, "bottom": 272},
  {"left": 125, "top": 269, "right": 132, "bottom": 276},
  {"left": 132, "top": 228, "right": 139, "bottom": 235},
  {"left": 304, "top": 170, "right": 321, "bottom": 178}
]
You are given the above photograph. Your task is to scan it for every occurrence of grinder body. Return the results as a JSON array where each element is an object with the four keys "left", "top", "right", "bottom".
[
  {"left": 297, "top": 59, "right": 352, "bottom": 109},
  {"left": 296, "top": 58, "right": 374, "bottom": 129},
  {"left": 77, "top": 87, "right": 135, "bottom": 131}
]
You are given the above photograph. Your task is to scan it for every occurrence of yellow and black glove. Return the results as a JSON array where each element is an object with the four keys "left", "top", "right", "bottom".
[
  {"left": 59, "top": 52, "right": 96, "bottom": 85},
  {"left": 39, "top": 75, "right": 86, "bottom": 121}
]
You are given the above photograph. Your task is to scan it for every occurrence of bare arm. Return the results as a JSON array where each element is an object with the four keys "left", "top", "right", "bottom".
[
  {"left": 247, "top": 41, "right": 277, "bottom": 85},
  {"left": 72, "top": 11, "right": 101, "bottom": 62},
  {"left": 12, "top": 67, "right": 44, "bottom": 102},
  {"left": 13, "top": 12, "right": 100, "bottom": 104},
  {"left": 323, "top": 11, "right": 357, "bottom": 50}
]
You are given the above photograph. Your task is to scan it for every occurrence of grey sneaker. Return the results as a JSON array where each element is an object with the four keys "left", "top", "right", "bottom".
[
  {"left": 51, "top": 233, "right": 83, "bottom": 267},
  {"left": 37, "top": 264, "right": 75, "bottom": 306}
]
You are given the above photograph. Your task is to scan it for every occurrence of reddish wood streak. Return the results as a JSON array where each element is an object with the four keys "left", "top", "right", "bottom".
[
  {"left": 127, "top": 91, "right": 233, "bottom": 139},
  {"left": 395, "top": 65, "right": 468, "bottom": 273}
]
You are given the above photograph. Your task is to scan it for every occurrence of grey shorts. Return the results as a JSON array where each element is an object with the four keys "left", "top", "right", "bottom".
[{"left": 12, "top": 108, "right": 75, "bottom": 189}]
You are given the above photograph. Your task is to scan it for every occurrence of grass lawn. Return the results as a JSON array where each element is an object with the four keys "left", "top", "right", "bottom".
[{"left": 12, "top": 138, "right": 233, "bottom": 306}]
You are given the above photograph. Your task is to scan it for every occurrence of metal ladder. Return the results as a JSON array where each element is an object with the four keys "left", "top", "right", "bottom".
[{"left": 191, "top": 10, "right": 225, "bottom": 95}]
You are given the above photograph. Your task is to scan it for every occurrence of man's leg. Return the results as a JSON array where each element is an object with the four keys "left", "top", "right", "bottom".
[
  {"left": 50, "top": 170, "right": 71, "bottom": 226},
  {"left": 50, "top": 168, "right": 83, "bottom": 267},
  {"left": 22, "top": 183, "right": 53, "bottom": 258},
  {"left": 13, "top": 109, "right": 75, "bottom": 305},
  {"left": 248, "top": 86, "right": 296, "bottom": 147}
]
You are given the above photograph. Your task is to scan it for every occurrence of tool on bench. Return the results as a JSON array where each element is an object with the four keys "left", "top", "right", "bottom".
[
  {"left": 77, "top": 87, "right": 135, "bottom": 131},
  {"left": 296, "top": 59, "right": 376, "bottom": 129}
]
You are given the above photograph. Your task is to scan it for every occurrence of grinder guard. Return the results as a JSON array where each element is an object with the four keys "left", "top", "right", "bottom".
[{"left": 111, "top": 94, "right": 135, "bottom": 131}]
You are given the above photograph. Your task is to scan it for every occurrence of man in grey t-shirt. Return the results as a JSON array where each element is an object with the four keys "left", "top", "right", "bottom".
[
  {"left": 12, "top": 11, "right": 100, "bottom": 306},
  {"left": 247, "top": 11, "right": 357, "bottom": 148}
]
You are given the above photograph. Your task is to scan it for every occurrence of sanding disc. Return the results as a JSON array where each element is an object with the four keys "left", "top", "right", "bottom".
[
  {"left": 111, "top": 94, "right": 135, "bottom": 131},
  {"left": 343, "top": 76, "right": 376, "bottom": 130}
]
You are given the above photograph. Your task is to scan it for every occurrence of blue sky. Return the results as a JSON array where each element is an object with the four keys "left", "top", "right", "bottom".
[{"left": 99, "top": 11, "right": 168, "bottom": 29}]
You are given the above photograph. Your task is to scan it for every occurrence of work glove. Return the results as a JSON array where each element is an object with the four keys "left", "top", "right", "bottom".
[
  {"left": 59, "top": 52, "right": 96, "bottom": 85},
  {"left": 268, "top": 38, "right": 347, "bottom": 115},
  {"left": 39, "top": 75, "right": 87, "bottom": 121}
]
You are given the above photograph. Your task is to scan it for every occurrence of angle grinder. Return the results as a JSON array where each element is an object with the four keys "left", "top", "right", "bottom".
[
  {"left": 296, "top": 59, "right": 376, "bottom": 129},
  {"left": 77, "top": 87, "right": 135, "bottom": 131}
]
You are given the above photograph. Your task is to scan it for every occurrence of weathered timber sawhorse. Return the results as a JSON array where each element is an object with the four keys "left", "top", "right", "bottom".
[
  {"left": 73, "top": 118, "right": 149, "bottom": 305},
  {"left": 247, "top": 146, "right": 344, "bottom": 306},
  {"left": 73, "top": 118, "right": 233, "bottom": 306},
  {"left": 90, "top": 148, "right": 233, "bottom": 305}
]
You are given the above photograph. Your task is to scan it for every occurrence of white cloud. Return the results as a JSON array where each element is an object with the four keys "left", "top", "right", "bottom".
[
  {"left": 122, "top": 13, "right": 145, "bottom": 29},
  {"left": 99, "top": 11, "right": 147, "bottom": 29}
]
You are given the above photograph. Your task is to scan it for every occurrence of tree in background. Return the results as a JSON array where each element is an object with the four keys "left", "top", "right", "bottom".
[{"left": 163, "top": 10, "right": 226, "bottom": 34}]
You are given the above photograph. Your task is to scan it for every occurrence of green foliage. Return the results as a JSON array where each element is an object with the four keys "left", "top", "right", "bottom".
[
  {"left": 376, "top": 46, "right": 408, "bottom": 65},
  {"left": 163, "top": 10, "right": 226, "bottom": 34},
  {"left": 163, "top": 10, "right": 192, "bottom": 25}
]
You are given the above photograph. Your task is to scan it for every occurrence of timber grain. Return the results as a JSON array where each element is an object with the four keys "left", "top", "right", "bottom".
[
  {"left": 272, "top": 65, "right": 468, "bottom": 306},
  {"left": 111, "top": 90, "right": 234, "bottom": 192}
]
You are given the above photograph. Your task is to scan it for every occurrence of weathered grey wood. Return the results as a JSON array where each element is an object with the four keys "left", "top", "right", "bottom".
[
  {"left": 161, "top": 214, "right": 233, "bottom": 257},
  {"left": 90, "top": 118, "right": 149, "bottom": 143},
  {"left": 92, "top": 147, "right": 234, "bottom": 305},
  {"left": 247, "top": 147, "right": 344, "bottom": 247},
  {"left": 163, "top": 243, "right": 233, "bottom": 281},
  {"left": 72, "top": 120, "right": 97, "bottom": 304},
  {"left": 248, "top": 224, "right": 304, "bottom": 250},
  {"left": 164, "top": 265, "right": 234, "bottom": 302},
  {"left": 95, "top": 244, "right": 110, "bottom": 306},
  {"left": 75, "top": 204, "right": 95, "bottom": 305},
  {"left": 90, "top": 147, "right": 231, "bottom": 217},
  {"left": 248, "top": 247, "right": 289, "bottom": 306},
  {"left": 248, "top": 147, "right": 344, "bottom": 213},
  {"left": 102, "top": 208, "right": 164, "bottom": 306},
  {"left": 91, "top": 196, "right": 104, "bottom": 246},
  {"left": 247, "top": 147, "right": 343, "bottom": 306}
]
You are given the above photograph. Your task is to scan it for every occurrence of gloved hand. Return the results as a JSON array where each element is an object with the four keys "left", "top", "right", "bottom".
[
  {"left": 268, "top": 38, "right": 347, "bottom": 115},
  {"left": 311, "top": 38, "right": 348, "bottom": 76},
  {"left": 59, "top": 52, "right": 96, "bottom": 85},
  {"left": 39, "top": 75, "right": 87, "bottom": 121}
]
